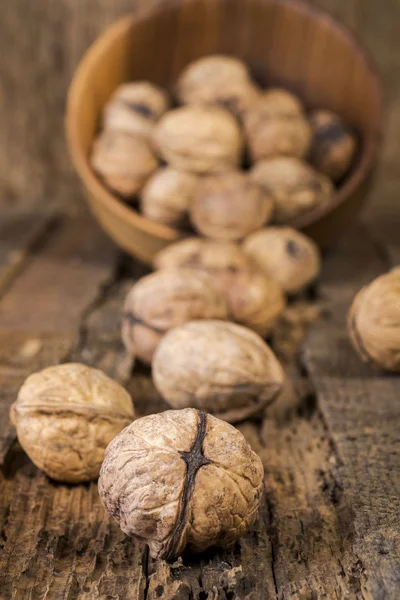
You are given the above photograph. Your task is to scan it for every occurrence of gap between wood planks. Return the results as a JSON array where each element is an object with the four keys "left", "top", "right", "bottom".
[{"left": 0, "top": 210, "right": 398, "bottom": 599}]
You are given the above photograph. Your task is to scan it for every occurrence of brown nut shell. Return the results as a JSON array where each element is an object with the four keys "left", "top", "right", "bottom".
[
  {"left": 243, "top": 227, "right": 321, "bottom": 294},
  {"left": 91, "top": 130, "right": 158, "bottom": 197},
  {"left": 177, "top": 54, "right": 261, "bottom": 115},
  {"left": 309, "top": 109, "right": 357, "bottom": 181},
  {"left": 9, "top": 363, "right": 134, "bottom": 483},
  {"left": 244, "top": 89, "right": 312, "bottom": 161},
  {"left": 190, "top": 171, "right": 273, "bottom": 241},
  {"left": 103, "top": 81, "right": 170, "bottom": 139},
  {"left": 348, "top": 269, "right": 400, "bottom": 372},
  {"left": 98, "top": 408, "right": 264, "bottom": 559},
  {"left": 153, "top": 106, "right": 243, "bottom": 173},
  {"left": 122, "top": 268, "right": 227, "bottom": 364},
  {"left": 153, "top": 320, "right": 284, "bottom": 422},
  {"left": 250, "top": 156, "right": 333, "bottom": 223}
]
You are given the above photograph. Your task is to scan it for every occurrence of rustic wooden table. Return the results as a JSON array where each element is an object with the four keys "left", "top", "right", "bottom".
[{"left": 0, "top": 1, "right": 399, "bottom": 599}]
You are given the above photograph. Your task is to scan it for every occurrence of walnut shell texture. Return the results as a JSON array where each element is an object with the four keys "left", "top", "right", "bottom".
[
  {"left": 177, "top": 54, "right": 261, "bottom": 115},
  {"left": 9, "top": 363, "right": 134, "bottom": 483},
  {"left": 103, "top": 81, "right": 170, "bottom": 139},
  {"left": 140, "top": 167, "right": 198, "bottom": 227},
  {"left": 244, "top": 89, "right": 312, "bottom": 161},
  {"left": 91, "top": 130, "right": 158, "bottom": 197},
  {"left": 98, "top": 408, "right": 264, "bottom": 559},
  {"left": 243, "top": 227, "right": 321, "bottom": 294},
  {"left": 348, "top": 269, "right": 400, "bottom": 372},
  {"left": 250, "top": 156, "right": 333, "bottom": 223},
  {"left": 122, "top": 268, "right": 227, "bottom": 364},
  {"left": 309, "top": 109, "right": 357, "bottom": 181},
  {"left": 153, "top": 320, "right": 284, "bottom": 422},
  {"left": 153, "top": 106, "right": 243, "bottom": 173},
  {"left": 190, "top": 171, "right": 273, "bottom": 241}
]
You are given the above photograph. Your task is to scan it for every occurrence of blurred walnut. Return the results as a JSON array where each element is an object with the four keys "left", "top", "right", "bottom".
[
  {"left": 250, "top": 156, "right": 333, "bottom": 223},
  {"left": 9, "top": 363, "right": 134, "bottom": 483},
  {"left": 122, "top": 268, "right": 227, "bottom": 364},
  {"left": 99, "top": 408, "right": 264, "bottom": 559},
  {"left": 103, "top": 81, "right": 169, "bottom": 139},
  {"left": 177, "top": 54, "right": 261, "bottom": 115},
  {"left": 244, "top": 89, "right": 312, "bottom": 161},
  {"left": 243, "top": 227, "right": 321, "bottom": 294},
  {"left": 91, "top": 130, "right": 158, "bottom": 197},
  {"left": 153, "top": 106, "right": 243, "bottom": 173},
  {"left": 309, "top": 109, "right": 357, "bottom": 181},
  {"left": 140, "top": 167, "right": 198, "bottom": 227},
  {"left": 348, "top": 269, "right": 400, "bottom": 371},
  {"left": 190, "top": 171, "right": 273, "bottom": 240},
  {"left": 153, "top": 320, "right": 284, "bottom": 422}
]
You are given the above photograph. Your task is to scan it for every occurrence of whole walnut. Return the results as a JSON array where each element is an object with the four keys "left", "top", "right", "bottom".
[
  {"left": 153, "top": 106, "right": 243, "bottom": 173},
  {"left": 348, "top": 269, "right": 400, "bottom": 371},
  {"left": 122, "top": 268, "right": 227, "bottom": 364},
  {"left": 309, "top": 109, "right": 357, "bottom": 181},
  {"left": 103, "top": 81, "right": 170, "bottom": 140},
  {"left": 176, "top": 54, "right": 261, "bottom": 116},
  {"left": 153, "top": 320, "right": 284, "bottom": 422},
  {"left": 91, "top": 130, "right": 158, "bottom": 197},
  {"left": 140, "top": 167, "right": 198, "bottom": 227},
  {"left": 9, "top": 363, "right": 134, "bottom": 483},
  {"left": 189, "top": 171, "right": 273, "bottom": 240},
  {"left": 243, "top": 227, "right": 321, "bottom": 294},
  {"left": 250, "top": 156, "right": 333, "bottom": 223},
  {"left": 244, "top": 89, "right": 312, "bottom": 161},
  {"left": 99, "top": 408, "right": 264, "bottom": 559}
]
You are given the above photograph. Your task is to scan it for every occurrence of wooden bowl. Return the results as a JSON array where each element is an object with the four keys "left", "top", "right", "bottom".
[{"left": 66, "top": 0, "right": 383, "bottom": 263}]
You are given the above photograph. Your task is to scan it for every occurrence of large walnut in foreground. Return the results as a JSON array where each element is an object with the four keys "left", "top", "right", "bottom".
[
  {"left": 153, "top": 320, "right": 284, "bottom": 422},
  {"left": 153, "top": 106, "right": 243, "bottom": 173},
  {"left": 98, "top": 408, "right": 264, "bottom": 560},
  {"left": 10, "top": 363, "right": 134, "bottom": 483},
  {"left": 122, "top": 269, "right": 227, "bottom": 364},
  {"left": 348, "top": 269, "right": 400, "bottom": 371}
]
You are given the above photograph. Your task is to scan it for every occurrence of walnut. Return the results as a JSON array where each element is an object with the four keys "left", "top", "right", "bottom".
[
  {"left": 140, "top": 167, "right": 198, "bottom": 227},
  {"left": 244, "top": 89, "right": 312, "bottom": 161},
  {"left": 176, "top": 54, "right": 261, "bottom": 116},
  {"left": 9, "top": 363, "right": 134, "bottom": 483},
  {"left": 153, "top": 106, "right": 243, "bottom": 173},
  {"left": 250, "top": 156, "right": 333, "bottom": 223},
  {"left": 91, "top": 130, "right": 158, "bottom": 197},
  {"left": 309, "top": 109, "right": 357, "bottom": 181},
  {"left": 122, "top": 268, "right": 227, "bottom": 364},
  {"left": 153, "top": 320, "right": 284, "bottom": 422},
  {"left": 348, "top": 269, "right": 400, "bottom": 371},
  {"left": 99, "top": 408, "right": 264, "bottom": 560},
  {"left": 189, "top": 171, "right": 273, "bottom": 240},
  {"left": 103, "top": 81, "right": 169, "bottom": 140},
  {"left": 243, "top": 227, "right": 321, "bottom": 294}
]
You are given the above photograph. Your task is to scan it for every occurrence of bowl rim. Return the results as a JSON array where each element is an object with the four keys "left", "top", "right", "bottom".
[{"left": 66, "top": 0, "right": 384, "bottom": 241}]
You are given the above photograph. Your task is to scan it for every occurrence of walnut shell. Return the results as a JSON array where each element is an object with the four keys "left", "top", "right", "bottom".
[
  {"left": 244, "top": 89, "right": 312, "bottom": 161},
  {"left": 243, "top": 227, "right": 321, "bottom": 294},
  {"left": 91, "top": 130, "right": 158, "bottom": 197},
  {"left": 98, "top": 408, "right": 264, "bottom": 559},
  {"left": 9, "top": 363, "right": 134, "bottom": 483},
  {"left": 153, "top": 106, "right": 243, "bottom": 173},
  {"left": 250, "top": 156, "right": 333, "bottom": 223},
  {"left": 122, "top": 268, "right": 227, "bottom": 364},
  {"left": 153, "top": 320, "right": 284, "bottom": 422},
  {"left": 103, "top": 81, "right": 170, "bottom": 139},
  {"left": 309, "top": 109, "right": 357, "bottom": 181},
  {"left": 190, "top": 171, "right": 273, "bottom": 241},
  {"left": 140, "top": 167, "right": 198, "bottom": 227},
  {"left": 177, "top": 54, "right": 261, "bottom": 115},
  {"left": 348, "top": 269, "right": 400, "bottom": 371}
]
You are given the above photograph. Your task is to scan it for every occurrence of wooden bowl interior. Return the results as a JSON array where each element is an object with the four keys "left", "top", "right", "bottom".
[{"left": 67, "top": 0, "right": 383, "bottom": 259}]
